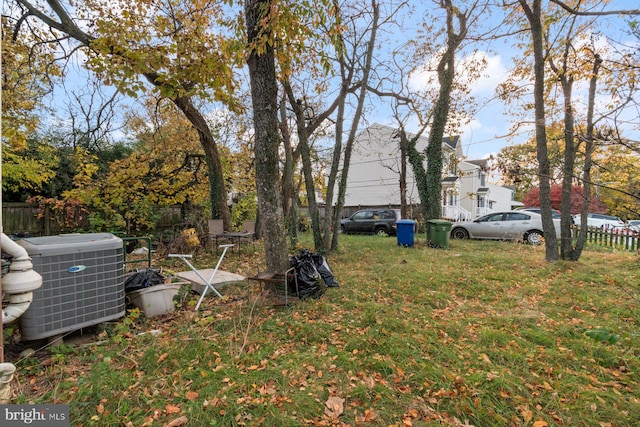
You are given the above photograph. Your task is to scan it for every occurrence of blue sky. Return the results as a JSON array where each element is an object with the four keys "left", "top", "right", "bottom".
[
  {"left": 367, "top": 0, "right": 639, "bottom": 163},
  {"left": 42, "top": 1, "right": 638, "bottom": 167},
  {"left": 470, "top": 3, "right": 638, "bottom": 161}
]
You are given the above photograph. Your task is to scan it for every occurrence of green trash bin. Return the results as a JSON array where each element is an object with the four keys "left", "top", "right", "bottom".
[{"left": 426, "top": 219, "right": 453, "bottom": 248}]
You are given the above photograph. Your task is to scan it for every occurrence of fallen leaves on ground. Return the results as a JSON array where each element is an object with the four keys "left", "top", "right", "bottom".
[{"left": 324, "top": 395, "right": 345, "bottom": 419}]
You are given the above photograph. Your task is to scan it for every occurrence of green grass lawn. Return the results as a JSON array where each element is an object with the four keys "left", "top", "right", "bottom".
[{"left": 7, "top": 234, "right": 640, "bottom": 426}]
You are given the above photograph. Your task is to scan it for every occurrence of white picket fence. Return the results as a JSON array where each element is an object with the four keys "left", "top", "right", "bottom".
[{"left": 573, "top": 227, "right": 640, "bottom": 251}]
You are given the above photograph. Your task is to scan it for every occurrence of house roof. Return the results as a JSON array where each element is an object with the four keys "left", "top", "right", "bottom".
[
  {"left": 442, "top": 135, "right": 460, "bottom": 151},
  {"left": 441, "top": 176, "right": 460, "bottom": 189},
  {"left": 464, "top": 159, "right": 488, "bottom": 169},
  {"left": 365, "top": 123, "right": 460, "bottom": 155}
]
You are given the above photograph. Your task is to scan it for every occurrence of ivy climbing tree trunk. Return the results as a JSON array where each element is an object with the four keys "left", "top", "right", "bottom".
[
  {"left": 245, "top": 0, "right": 289, "bottom": 273},
  {"left": 424, "top": 49, "right": 455, "bottom": 221},
  {"left": 404, "top": 129, "right": 429, "bottom": 221},
  {"left": 415, "top": 0, "right": 467, "bottom": 223}
]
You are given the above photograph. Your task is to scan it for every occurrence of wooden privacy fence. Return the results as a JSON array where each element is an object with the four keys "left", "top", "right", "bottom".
[
  {"left": 573, "top": 227, "right": 640, "bottom": 251},
  {"left": 1, "top": 202, "right": 187, "bottom": 237},
  {"left": 2, "top": 203, "right": 48, "bottom": 236}
]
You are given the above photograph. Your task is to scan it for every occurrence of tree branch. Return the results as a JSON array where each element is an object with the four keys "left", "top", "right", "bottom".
[
  {"left": 365, "top": 85, "right": 413, "bottom": 104},
  {"left": 550, "top": 0, "right": 640, "bottom": 16},
  {"left": 16, "top": 0, "right": 94, "bottom": 45}
]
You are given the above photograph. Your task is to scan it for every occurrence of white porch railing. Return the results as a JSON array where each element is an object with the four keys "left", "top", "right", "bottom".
[
  {"left": 474, "top": 207, "right": 493, "bottom": 217},
  {"left": 442, "top": 205, "right": 472, "bottom": 221}
]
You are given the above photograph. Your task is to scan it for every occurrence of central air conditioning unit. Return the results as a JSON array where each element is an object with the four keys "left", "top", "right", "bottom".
[{"left": 16, "top": 233, "right": 125, "bottom": 341}]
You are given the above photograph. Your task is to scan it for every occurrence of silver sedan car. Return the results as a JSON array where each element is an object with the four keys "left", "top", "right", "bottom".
[{"left": 450, "top": 210, "right": 561, "bottom": 244}]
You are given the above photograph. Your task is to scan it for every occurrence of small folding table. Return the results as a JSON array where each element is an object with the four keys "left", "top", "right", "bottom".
[{"left": 169, "top": 244, "right": 235, "bottom": 311}]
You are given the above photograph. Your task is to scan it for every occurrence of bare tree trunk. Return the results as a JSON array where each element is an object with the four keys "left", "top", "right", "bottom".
[
  {"left": 574, "top": 53, "right": 603, "bottom": 257},
  {"left": 544, "top": 14, "right": 578, "bottom": 260},
  {"left": 558, "top": 77, "right": 577, "bottom": 260},
  {"left": 399, "top": 133, "right": 408, "bottom": 218},
  {"left": 330, "top": 0, "right": 380, "bottom": 252},
  {"left": 519, "top": 0, "right": 558, "bottom": 261},
  {"left": 327, "top": 98, "right": 347, "bottom": 252},
  {"left": 282, "top": 82, "right": 323, "bottom": 251},
  {"left": 279, "top": 97, "right": 299, "bottom": 247},
  {"left": 173, "top": 96, "right": 230, "bottom": 228},
  {"left": 245, "top": 0, "right": 289, "bottom": 273}
]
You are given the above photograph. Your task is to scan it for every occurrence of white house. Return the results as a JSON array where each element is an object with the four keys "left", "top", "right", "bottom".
[
  {"left": 339, "top": 123, "right": 517, "bottom": 220},
  {"left": 453, "top": 159, "right": 519, "bottom": 219}
]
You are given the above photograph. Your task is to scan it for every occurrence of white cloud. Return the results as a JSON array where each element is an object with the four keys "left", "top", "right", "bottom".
[
  {"left": 408, "top": 50, "right": 508, "bottom": 98},
  {"left": 460, "top": 117, "right": 483, "bottom": 135},
  {"left": 464, "top": 52, "right": 509, "bottom": 97}
]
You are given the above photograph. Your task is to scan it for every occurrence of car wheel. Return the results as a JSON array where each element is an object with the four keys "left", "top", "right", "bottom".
[
  {"left": 339, "top": 225, "right": 346, "bottom": 234},
  {"left": 524, "top": 230, "right": 543, "bottom": 245},
  {"left": 375, "top": 227, "right": 389, "bottom": 237},
  {"left": 451, "top": 228, "right": 468, "bottom": 239}
]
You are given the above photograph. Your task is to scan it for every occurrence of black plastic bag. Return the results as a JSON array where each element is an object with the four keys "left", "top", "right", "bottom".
[
  {"left": 311, "top": 253, "right": 339, "bottom": 288},
  {"left": 124, "top": 268, "right": 165, "bottom": 292},
  {"left": 289, "top": 249, "right": 324, "bottom": 300}
]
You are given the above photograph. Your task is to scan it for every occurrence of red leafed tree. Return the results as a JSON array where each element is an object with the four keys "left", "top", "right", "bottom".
[{"left": 522, "top": 185, "right": 607, "bottom": 214}]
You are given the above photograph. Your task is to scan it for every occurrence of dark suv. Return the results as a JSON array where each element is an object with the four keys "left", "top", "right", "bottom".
[{"left": 339, "top": 209, "right": 401, "bottom": 236}]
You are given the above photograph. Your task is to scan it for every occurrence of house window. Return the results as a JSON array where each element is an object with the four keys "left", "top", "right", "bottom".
[
  {"left": 449, "top": 154, "right": 457, "bottom": 175},
  {"left": 478, "top": 170, "right": 486, "bottom": 186}
]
